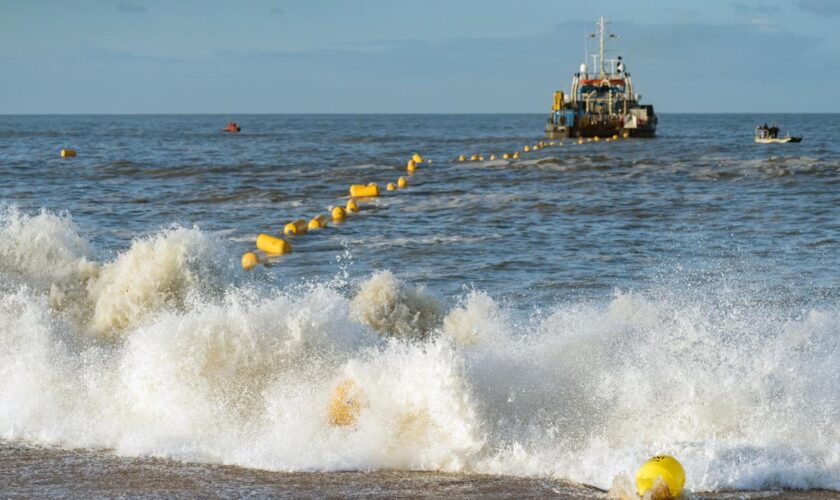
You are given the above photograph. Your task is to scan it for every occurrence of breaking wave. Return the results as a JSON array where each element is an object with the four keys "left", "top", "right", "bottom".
[{"left": 0, "top": 207, "right": 838, "bottom": 492}]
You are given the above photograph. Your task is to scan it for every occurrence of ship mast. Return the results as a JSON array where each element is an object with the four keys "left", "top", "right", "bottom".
[{"left": 598, "top": 15, "right": 606, "bottom": 76}]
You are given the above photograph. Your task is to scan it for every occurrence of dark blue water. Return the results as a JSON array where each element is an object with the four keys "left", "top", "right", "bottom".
[
  {"left": 0, "top": 114, "right": 837, "bottom": 307},
  {"left": 1, "top": 115, "right": 840, "bottom": 494}
]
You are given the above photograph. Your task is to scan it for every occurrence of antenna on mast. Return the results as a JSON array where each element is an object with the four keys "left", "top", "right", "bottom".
[{"left": 598, "top": 15, "right": 607, "bottom": 75}]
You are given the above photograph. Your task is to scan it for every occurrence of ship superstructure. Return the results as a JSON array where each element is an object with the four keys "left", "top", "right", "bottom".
[{"left": 546, "top": 16, "right": 657, "bottom": 139}]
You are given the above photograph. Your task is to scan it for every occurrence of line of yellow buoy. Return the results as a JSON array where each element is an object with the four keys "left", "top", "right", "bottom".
[
  {"left": 455, "top": 131, "right": 630, "bottom": 164},
  {"left": 243, "top": 130, "right": 634, "bottom": 269},
  {"left": 241, "top": 153, "right": 427, "bottom": 270}
]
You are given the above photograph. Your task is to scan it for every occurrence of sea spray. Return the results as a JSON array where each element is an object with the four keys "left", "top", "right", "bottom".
[
  {"left": 442, "top": 290, "right": 510, "bottom": 346},
  {"left": 0, "top": 207, "right": 838, "bottom": 491},
  {"left": 88, "top": 226, "right": 227, "bottom": 338},
  {"left": 349, "top": 270, "right": 441, "bottom": 340}
]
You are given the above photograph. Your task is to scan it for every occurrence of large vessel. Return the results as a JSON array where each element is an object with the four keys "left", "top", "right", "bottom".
[{"left": 546, "top": 16, "right": 657, "bottom": 139}]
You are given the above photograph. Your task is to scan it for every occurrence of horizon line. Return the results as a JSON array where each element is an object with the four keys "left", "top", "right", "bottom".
[{"left": 1, "top": 111, "right": 837, "bottom": 116}]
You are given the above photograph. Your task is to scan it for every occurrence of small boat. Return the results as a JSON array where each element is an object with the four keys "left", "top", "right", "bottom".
[
  {"left": 223, "top": 121, "right": 241, "bottom": 133},
  {"left": 755, "top": 125, "right": 801, "bottom": 144}
]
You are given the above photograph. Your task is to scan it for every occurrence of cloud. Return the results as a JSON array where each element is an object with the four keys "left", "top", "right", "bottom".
[
  {"left": 81, "top": 46, "right": 181, "bottom": 64},
  {"left": 118, "top": 2, "right": 147, "bottom": 14},
  {"left": 796, "top": 0, "right": 840, "bottom": 16},
  {"left": 728, "top": 1, "right": 781, "bottom": 14}
]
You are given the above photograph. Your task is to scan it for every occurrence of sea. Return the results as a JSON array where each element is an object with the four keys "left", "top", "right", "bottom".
[{"left": 0, "top": 114, "right": 838, "bottom": 498}]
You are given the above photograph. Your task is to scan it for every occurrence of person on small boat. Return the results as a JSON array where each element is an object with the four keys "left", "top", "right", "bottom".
[{"left": 769, "top": 124, "right": 779, "bottom": 138}]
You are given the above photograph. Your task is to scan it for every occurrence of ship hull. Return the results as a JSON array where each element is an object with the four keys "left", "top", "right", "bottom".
[{"left": 545, "top": 123, "right": 656, "bottom": 139}]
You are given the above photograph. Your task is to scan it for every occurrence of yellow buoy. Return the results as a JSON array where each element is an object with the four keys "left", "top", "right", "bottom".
[
  {"left": 458, "top": 154, "right": 466, "bottom": 162},
  {"left": 386, "top": 182, "right": 396, "bottom": 191},
  {"left": 308, "top": 214, "right": 327, "bottom": 230},
  {"left": 578, "top": 138, "right": 584, "bottom": 144},
  {"left": 612, "top": 134, "right": 619, "bottom": 140},
  {"left": 489, "top": 154, "right": 496, "bottom": 161},
  {"left": 478, "top": 155, "right": 484, "bottom": 161},
  {"left": 502, "top": 153, "right": 510, "bottom": 159},
  {"left": 332, "top": 206, "right": 346, "bottom": 221},
  {"left": 349, "top": 184, "right": 380, "bottom": 198},
  {"left": 470, "top": 154, "right": 478, "bottom": 161},
  {"left": 623, "top": 131, "right": 631, "bottom": 139},
  {"left": 284, "top": 219, "right": 308, "bottom": 236},
  {"left": 328, "top": 379, "right": 363, "bottom": 426},
  {"left": 60, "top": 149, "right": 77, "bottom": 158},
  {"left": 346, "top": 198, "right": 359, "bottom": 213},
  {"left": 397, "top": 176, "right": 408, "bottom": 188},
  {"left": 241, "top": 251, "right": 260, "bottom": 270},
  {"left": 256, "top": 233, "right": 291, "bottom": 255},
  {"left": 636, "top": 455, "right": 685, "bottom": 498},
  {"left": 512, "top": 152, "right": 520, "bottom": 159},
  {"left": 594, "top": 136, "right": 600, "bottom": 142},
  {"left": 523, "top": 145, "right": 530, "bottom": 152},
  {"left": 406, "top": 159, "right": 416, "bottom": 172},
  {"left": 412, "top": 153, "right": 424, "bottom": 164}
]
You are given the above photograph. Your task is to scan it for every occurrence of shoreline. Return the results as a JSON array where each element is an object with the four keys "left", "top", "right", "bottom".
[{"left": 2, "top": 444, "right": 838, "bottom": 499}]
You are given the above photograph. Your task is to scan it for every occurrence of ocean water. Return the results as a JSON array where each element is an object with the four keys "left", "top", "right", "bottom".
[{"left": 0, "top": 114, "right": 838, "bottom": 497}]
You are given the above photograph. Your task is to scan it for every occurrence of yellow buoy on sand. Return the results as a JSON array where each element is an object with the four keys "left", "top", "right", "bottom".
[
  {"left": 346, "top": 198, "right": 359, "bottom": 213},
  {"left": 332, "top": 206, "right": 346, "bottom": 221},
  {"left": 328, "top": 379, "right": 363, "bottom": 426},
  {"left": 284, "top": 219, "right": 308, "bottom": 235},
  {"left": 308, "top": 214, "right": 327, "bottom": 230},
  {"left": 256, "top": 233, "right": 291, "bottom": 255},
  {"left": 60, "top": 149, "right": 77, "bottom": 158},
  {"left": 397, "top": 176, "right": 408, "bottom": 188},
  {"left": 636, "top": 455, "right": 685, "bottom": 498}
]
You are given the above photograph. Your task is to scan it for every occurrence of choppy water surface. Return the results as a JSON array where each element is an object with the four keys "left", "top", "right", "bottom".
[{"left": 0, "top": 114, "right": 838, "bottom": 496}]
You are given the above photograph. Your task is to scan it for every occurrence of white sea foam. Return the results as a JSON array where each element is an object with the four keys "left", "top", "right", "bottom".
[
  {"left": 88, "top": 226, "right": 227, "bottom": 337},
  {"left": 0, "top": 207, "right": 838, "bottom": 492},
  {"left": 349, "top": 270, "right": 441, "bottom": 340}
]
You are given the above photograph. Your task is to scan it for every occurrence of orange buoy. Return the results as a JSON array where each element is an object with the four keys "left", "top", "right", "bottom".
[{"left": 222, "top": 122, "right": 241, "bottom": 133}]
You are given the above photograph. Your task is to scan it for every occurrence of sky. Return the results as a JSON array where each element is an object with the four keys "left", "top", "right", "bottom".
[{"left": 1, "top": 0, "right": 839, "bottom": 113}]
